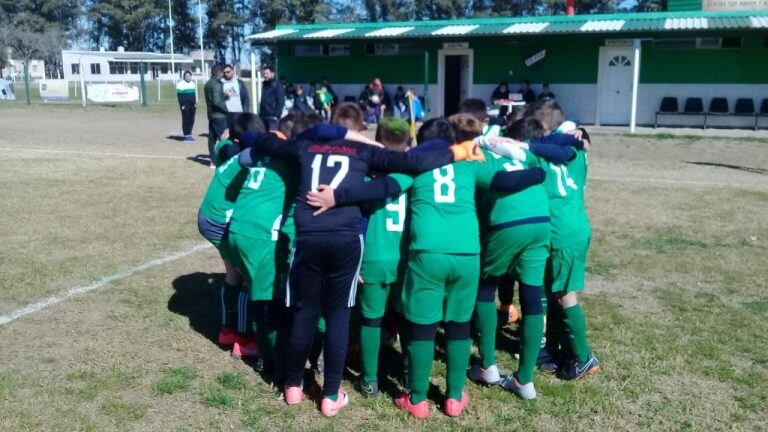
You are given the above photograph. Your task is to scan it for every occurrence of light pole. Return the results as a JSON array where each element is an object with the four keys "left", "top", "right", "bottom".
[
  {"left": 168, "top": 0, "right": 176, "bottom": 80},
  {"left": 198, "top": 0, "right": 205, "bottom": 77}
]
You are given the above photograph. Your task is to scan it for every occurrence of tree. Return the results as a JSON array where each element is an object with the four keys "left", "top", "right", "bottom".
[
  {"left": 88, "top": 0, "right": 166, "bottom": 51},
  {"left": 1, "top": 24, "right": 62, "bottom": 101},
  {"left": 172, "top": 0, "right": 198, "bottom": 53}
]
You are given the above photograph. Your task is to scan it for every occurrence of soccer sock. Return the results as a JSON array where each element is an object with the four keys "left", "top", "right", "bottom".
[
  {"left": 253, "top": 300, "right": 277, "bottom": 370},
  {"left": 474, "top": 301, "right": 497, "bottom": 368},
  {"left": 497, "top": 274, "right": 516, "bottom": 305},
  {"left": 445, "top": 321, "right": 471, "bottom": 400},
  {"left": 237, "top": 290, "right": 252, "bottom": 336},
  {"left": 285, "top": 304, "right": 322, "bottom": 388},
  {"left": 563, "top": 303, "right": 591, "bottom": 363},
  {"left": 220, "top": 282, "right": 239, "bottom": 328},
  {"left": 544, "top": 293, "right": 565, "bottom": 354},
  {"left": 475, "top": 277, "right": 499, "bottom": 368},
  {"left": 321, "top": 306, "right": 352, "bottom": 398},
  {"left": 395, "top": 312, "right": 410, "bottom": 379},
  {"left": 360, "top": 316, "right": 383, "bottom": 384},
  {"left": 516, "top": 284, "right": 545, "bottom": 384},
  {"left": 407, "top": 322, "right": 438, "bottom": 404}
]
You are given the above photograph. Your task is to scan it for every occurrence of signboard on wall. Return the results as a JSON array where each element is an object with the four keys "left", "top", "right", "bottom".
[
  {"left": 703, "top": 0, "right": 768, "bottom": 10},
  {"left": 86, "top": 83, "right": 139, "bottom": 103},
  {"left": 39, "top": 80, "right": 69, "bottom": 101},
  {"left": 523, "top": 46, "right": 546, "bottom": 69}
]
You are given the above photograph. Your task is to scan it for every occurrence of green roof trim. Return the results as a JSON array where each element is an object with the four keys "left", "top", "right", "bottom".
[{"left": 249, "top": 10, "right": 768, "bottom": 41}]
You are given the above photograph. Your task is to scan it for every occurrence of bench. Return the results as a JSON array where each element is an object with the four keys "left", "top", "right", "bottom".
[{"left": 655, "top": 97, "right": 768, "bottom": 130}]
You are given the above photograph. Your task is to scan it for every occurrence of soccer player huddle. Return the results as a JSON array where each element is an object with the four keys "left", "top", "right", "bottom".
[{"left": 196, "top": 97, "right": 598, "bottom": 418}]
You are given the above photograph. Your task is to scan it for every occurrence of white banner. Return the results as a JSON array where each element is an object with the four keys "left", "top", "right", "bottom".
[
  {"left": 39, "top": 80, "right": 69, "bottom": 101},
  {"left": 86, "top": 83, "right": 139, "bottom": 103}
]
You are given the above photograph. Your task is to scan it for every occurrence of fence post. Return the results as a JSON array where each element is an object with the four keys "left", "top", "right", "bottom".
[
  {"left": 24, "top": 63, "right": 31, "bottom": 105},
  {"left": 140, "top": 63, "right": 147, "bottom": 106},
  {"left": 157, "top": 78, "right": 161, "bottom": 101}
]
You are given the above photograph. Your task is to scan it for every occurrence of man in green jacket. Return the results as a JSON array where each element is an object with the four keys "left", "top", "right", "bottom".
[{"left": 204, "top": 64, "right": 229, "bottom": 168}]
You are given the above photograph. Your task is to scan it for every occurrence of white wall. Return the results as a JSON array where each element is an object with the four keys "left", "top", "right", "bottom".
[
  {"left": 2, "top": 59, "right": 46, "bottom": 80},
  {"left": 62, "top": 52, "right": 188, "bottom": 82}
]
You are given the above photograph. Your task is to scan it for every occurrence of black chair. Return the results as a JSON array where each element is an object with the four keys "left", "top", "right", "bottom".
[
  {"left": 654, "top": 97, "right": 679, "bottom": 128},
  {"left": 735, "top": 98, "right": 757, "bottom": 130},
  {"left": 708, "top": 97, "right": 729, "bottom": 114},
  {"left": 684, "top": 97, "right": 704, "bottom": 114},
  {"left": 761, "top": 98, "right": 768, "bottom": 115}
]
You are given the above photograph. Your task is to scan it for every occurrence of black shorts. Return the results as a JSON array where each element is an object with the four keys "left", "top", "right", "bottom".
[{"left": 286, "top": 233, "right": 364, "bottom": 308}]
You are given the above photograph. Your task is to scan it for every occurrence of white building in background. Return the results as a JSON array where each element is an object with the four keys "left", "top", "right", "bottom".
[
  {"left": 61, "top": 49, "right": 193, "bottom": 82},
  {"left": 1, "top": 58, "right": 46, "bottom": 81},
  {"left": 188, "top": 49, "right": 215, "bottom": 77}
]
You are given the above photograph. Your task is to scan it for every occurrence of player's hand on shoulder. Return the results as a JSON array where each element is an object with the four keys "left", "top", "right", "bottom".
[
  {"left": 307, "top": 184, "right": 336, "bottom": 216},
  {"left": 220, "top": 129, "right": 230, "bottom": 140}
]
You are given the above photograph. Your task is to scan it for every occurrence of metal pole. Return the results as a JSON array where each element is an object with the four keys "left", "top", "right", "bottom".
[
  {"left": 256, "top": 71, "right": 262, "bottom": 116},
  {"left": 629, "top": 38, "right": 641, "bottom": 133},
  {"left": 157, "top": 77, "right": 161, "bottom": 101},
  {"left": 198, "top": 0, "right": 205, "bottom": 77},
  {"left": 169, "top": 0, "right": 176, "bottom": 80},
  {"left": 423, "top": 50, "right": 429, "bottom": 114},
  {"left": 250, "top": 51, "right": 257, "bottom": 113},
  {"left": 79, "top": 58, "right": 86, "bottom": 108},
  {"left": 23, "top": 63, "right": 31, "bottom": 105},
  {"left": 140, "top": 62, "right": 147, "bottom": 106}
]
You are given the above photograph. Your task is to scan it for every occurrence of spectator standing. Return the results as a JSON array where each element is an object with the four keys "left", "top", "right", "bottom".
[
  {"left": 176, "top": 70, "right": 197, "bottom": 142},
  {"left": 393, "top": 86, "right": 408, "bottom": 119},
  {"left": 221, "top": 64, "right": 250, "bottom": 127},
  {"left": 259, "top": 65, "right": 285, "bottom": 131},
  {"left": 538, "top": 83, "right": 556, "bottom": 101},
  {"left": 491, "top": 81, "right": 511, "bottom": 117},
  {"left": 519, "top": 80, "right": 536, "bottom": 104},
  {"left": 321, "top": 76, "right": 338, "bottom": 104},
  {"left": 204, "top": 65, "right": 228, "bottom": 168},
  {"left": 359, "top": 77, "right": 390, "bottom": 125},
  {"left": 315, "top": 84, "right": 334, "bottom": 121}
]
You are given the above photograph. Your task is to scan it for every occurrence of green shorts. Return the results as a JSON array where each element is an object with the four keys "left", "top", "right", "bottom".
[
  {"left": 402, "top": 252, "right": 480, "bottom": 324},
  {"left": 546, "top": 236, "right": 591, "bottom": 294},
  {"left": 482, "top": 223, "right": 550, "bottom": 286},
  {"left": 358, "top": 281, "right": 402, "bottom": 319},
  {"left": 227, "top": 233, "right": 279, "bottom": 301}
]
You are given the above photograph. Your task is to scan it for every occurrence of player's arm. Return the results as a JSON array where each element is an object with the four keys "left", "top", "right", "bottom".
[
  {"left": 489, "top": 168, "right": 546, "bottom": 193},
  {"left": 240, "top": 130, "right": 301, "bottom": 160},
  {"left": 527, "top": 142, "right": 575, "bottom": 164},
  {"left": 307, "top": 174, "right": 412, "bottom": 216},
  {"left": 365, "top": 139, "right": 483, "bottom": 174}
]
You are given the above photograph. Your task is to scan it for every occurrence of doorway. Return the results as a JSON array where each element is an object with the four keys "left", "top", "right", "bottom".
[
  {"left": 437, "top": 48, "right": 473, "bottom": 117},
  {"left": 596, "top": 46, "right": 634, "bottom": 125}
]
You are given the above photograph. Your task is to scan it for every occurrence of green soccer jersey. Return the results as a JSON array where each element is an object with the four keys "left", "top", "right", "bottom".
[
  {"left": 227, "top": 156, "right": 298, "bottom": 241},
  {"left": 391, "top": 150, "right": 497, "bottom": 254},
  {"left": 481, "top": 149, "right": 550, "bottom": 228},
  {"left": 360, "top": 191, "right": 408, "bottom": 284},
  {"left": 198, "top": 151, "right": 249, "bottom": 223},
  {"left": 543, "top": 150, "right": 590, "bottom": 248}
]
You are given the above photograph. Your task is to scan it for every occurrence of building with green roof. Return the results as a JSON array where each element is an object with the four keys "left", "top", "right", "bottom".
[{"left": 249, "top": 6, "right": 768, "bottom": 129}]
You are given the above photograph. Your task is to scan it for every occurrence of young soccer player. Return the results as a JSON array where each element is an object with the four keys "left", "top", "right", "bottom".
[
  {"left": 458, "top": 98, "right": 503, "bottom": 138},
  {"left": 241, "top": 105, "right": 484, "bottom": 417},
  {"left": 310, "top": 115, "right": 547, "bottom": 418},
  {"left": 353, "top": 117, "right": 412, "bottom": 398},
  {"left": 197, "top": 113, "right": 265, "bottom": 348},
  {"left": 485, "top": 101, "right": 599, "bottom": 380}
]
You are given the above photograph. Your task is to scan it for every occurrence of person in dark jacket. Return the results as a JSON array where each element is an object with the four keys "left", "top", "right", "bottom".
[
  {"left": 259, "top": 65, "right": 285, "bottom": 131},
  {"left": 518, "top": 80, "right": 536, "bottom": 104},
  {"left": 204, "top": 65, "right": 228, "bottom": 167},
  {"left": 291, "top": 85, "right": 312, "bottom": 114},
  {"left": 491, "top": 81, "right": 511, "bottom": 118},
  {"left": 176, "top": 70, "right": 197, "bottom": 141}
]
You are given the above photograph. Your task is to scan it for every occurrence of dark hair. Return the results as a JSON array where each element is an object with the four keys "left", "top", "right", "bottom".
[
  {"left": 211, "top": 64, "right": 225, "bottom": 75},
  {"left": 375, "top": 116, "right": 410, "bottom": 151},
  {"left": 449, "top": 113, "right": 483, "bottom": 142},
  {"left": 224, "top": 64, "right": 233, "bottom": 70},
  {"left": 417, "top": 118, "right": 455, "bottom": 144},
  {"left": 331, "top": 102, "right": 365, "bottom": 131},
  {"left": 524, "top": 99, "right": 564, "bottom": 133},
  {"left": 183, "top": 70, "right": 192, "bottom": 77},
  {"left": 278, "top": 113, "right": 298, "bottom": 139},
  {"left": 543, "top": 83, "right": 550, "bottom": 87},
  {"left": 231, "top": 113, "right": 266, "bottom": 140},
  {"left": 458, "top": 98, "right": 489, "bottom": 123},
  {"left": 506, "top": 117, "right": 545, "bottom": 142},
  {"left": 262, "top": 65, "right": 274, "bottom": 72},
  {"left": 522, "top": 79, "right": 530, "bottom": 85},
  {"left": 292, "top": 112, "right": 324, "bottom": 137},
  {"left": 506, "top": 106, "right": 526, "bottom": 127},
  {"left": 499, "top": 81, "right": 508, "bottom": 87}
]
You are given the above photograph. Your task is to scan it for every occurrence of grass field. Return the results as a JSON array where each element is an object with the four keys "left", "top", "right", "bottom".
[{"left": 0, "top": 105, "right": 767, "bottom": 431}]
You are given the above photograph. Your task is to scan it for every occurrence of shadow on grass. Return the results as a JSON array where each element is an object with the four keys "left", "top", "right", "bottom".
[
  {"left": 686, "top": 161, "right": 768, "bottom": 175},
  {"left": 166, "top": 135, "right": 186, "bottom": 142},
  {"left": 187, "top": 154, "right": 213, "bottom": 167},
  {"left": 168, "top": 271, "right": 228, "bottom": 352}
]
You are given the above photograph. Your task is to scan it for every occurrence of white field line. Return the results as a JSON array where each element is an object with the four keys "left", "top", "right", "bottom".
[
  {"left": 0, "top": 147, "right": 190, "bottom": 160},
  {"left": 0, "top": 242, "right": 213, "bottom": 326},
  {"left": 590, "top": 175, "right": 765, "bottom": 189}
]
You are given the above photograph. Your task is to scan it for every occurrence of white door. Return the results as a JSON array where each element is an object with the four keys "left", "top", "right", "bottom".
[
  {"left": 597, "top": 47, "right": 634, "bottom": 125},
  {"left": 460, "top": 55, "right": 471, "bottom": 102},
  {"left": 436, "top": 48, "right": 474, "bottom": 118}
]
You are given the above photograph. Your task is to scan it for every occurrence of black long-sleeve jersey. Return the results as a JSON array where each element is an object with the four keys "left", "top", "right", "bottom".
[{"left": 240, "top": 131, "right": 456, "bottom": 235}]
